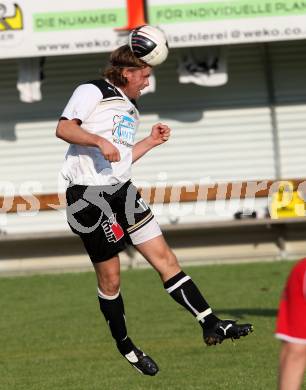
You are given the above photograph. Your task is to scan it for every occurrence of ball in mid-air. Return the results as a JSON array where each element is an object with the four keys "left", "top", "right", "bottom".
[{"left": 129, "top": 25, "right": 169, "bottom": 66}]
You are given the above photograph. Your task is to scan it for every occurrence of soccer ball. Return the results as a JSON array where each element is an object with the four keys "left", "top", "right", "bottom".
[{"left": 129, "top": 25, "right": 169, "bottom": 66}]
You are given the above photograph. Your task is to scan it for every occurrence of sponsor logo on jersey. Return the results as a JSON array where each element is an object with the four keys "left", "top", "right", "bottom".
[
  {"left": 112, "top": 114, "right": 136, "bottom": 148},
  {"left": 128, "top": 107, "right": 137, "bottom": 116},
  {"left": 102, "top": 213, "right": 124, "bottom": 243},
  {"left": 107, "top": 86, "right": 117, "bottom": 93}
]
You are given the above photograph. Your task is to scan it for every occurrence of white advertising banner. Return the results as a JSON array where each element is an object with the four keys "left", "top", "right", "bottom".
[{"left": 1, "top": 0, "right": 306, "bottom": 59}]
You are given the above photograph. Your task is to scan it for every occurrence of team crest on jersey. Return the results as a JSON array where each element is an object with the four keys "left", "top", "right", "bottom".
[
  {"left": 112, "top": 114, "right": 136, "bottom": 148},
  {"left": 102, "top": 214, "right": 124, "bottom": 243}
]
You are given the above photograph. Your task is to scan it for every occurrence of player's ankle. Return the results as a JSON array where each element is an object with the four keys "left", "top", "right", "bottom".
[
  {"left": 201, "top": 313, "right": 220, "bottom": 330},
  {"left": 116, "top": 336, "right": 135, "bottom": 356}
]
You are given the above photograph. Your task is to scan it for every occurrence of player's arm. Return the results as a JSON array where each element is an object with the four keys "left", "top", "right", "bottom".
[
  {"left": 132, "top": 122, "right": 170, "bottom": 163},
  {"left": 56, "top": 119, "right": 100, "bottom": 147},
  {"left": 56, "top": 120, "right": 120, "bottom": 162},
  {"left": 56, "top": 84, "right": 120, "bottom": 162}
]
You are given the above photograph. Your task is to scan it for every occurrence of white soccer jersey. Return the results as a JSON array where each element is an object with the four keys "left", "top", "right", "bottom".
[{"left": 60, "top": 79, "right": 139, "bottom": 186}]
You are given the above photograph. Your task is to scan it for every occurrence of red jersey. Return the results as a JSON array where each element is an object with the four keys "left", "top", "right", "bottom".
[{"left": 275, "top": 258, "right": 306, "bottom": 344}]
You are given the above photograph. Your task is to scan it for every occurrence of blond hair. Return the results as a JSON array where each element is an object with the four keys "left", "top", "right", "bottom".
[{"left": 103, "top": 44, "right": 148, "bottom": 87}]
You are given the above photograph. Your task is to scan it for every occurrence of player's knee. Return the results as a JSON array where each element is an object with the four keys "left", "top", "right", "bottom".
[
  {"left": 99, "top": 277, "right": 120, "bottom": 296},
  {"left": 162, "top": 249, "right": 179, "bottom": 271}
]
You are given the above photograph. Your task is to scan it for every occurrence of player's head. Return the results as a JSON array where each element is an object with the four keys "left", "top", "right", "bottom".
[{"left": 103, "top": 44, "right": 151, "bottom": 99}]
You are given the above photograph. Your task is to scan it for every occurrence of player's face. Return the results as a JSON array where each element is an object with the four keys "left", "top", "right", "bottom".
[{"left": 122, "top": 66, "right": 151, "bottom": 99}]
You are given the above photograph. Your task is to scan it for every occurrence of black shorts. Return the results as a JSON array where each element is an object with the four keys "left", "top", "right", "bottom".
[{"left": 66, "top": 180, "right": 161, "bottom": 263}]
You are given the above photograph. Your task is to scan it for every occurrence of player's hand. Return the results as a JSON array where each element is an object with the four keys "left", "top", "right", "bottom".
[
  {"left": 97, "top": 138, "right": 121, "bottom": 162},
  {"left": 150, "top": 123, "right": 171, "bottom": 146}
]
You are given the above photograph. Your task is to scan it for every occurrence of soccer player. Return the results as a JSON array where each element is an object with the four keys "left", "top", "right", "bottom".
[
  {"left": 56, "top": 44, "right": 253, "bottom": 376},
  {"left": 275, "top": 258, "right": 306, "bottom": 390}
]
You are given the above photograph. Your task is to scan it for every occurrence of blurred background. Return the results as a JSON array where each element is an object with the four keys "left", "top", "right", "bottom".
[{"left": 1, "top": 0, "right": 306, "bottom": 274}]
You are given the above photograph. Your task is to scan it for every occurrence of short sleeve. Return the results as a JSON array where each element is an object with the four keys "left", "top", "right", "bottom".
[{"left": 61, "top": 84, "right": 103, "bottom": 123}]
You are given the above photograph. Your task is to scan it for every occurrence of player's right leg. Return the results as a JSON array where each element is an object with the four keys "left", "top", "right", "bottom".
[
  {"left": 94, "top": 257, "right": 159, "bottom": 376},
  {"left": 122, "top": 182, "right": 252, "bottom": 345},
  {"left": 134, "top": 234, "right": 253, "bottom": 346}
]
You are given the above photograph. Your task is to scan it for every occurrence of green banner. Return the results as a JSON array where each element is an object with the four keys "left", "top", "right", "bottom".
[
  {"left": 33, "top": 1, "right": 306, "bottom": 32},
  {"left": 33, "top": 9, "right": 126, "bottom": 32},
  {"left": 149, "top": 1, "right": 306, "bottom": 24}
]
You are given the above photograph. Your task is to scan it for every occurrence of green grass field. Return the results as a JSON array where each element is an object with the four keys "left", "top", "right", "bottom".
[{"left": 0, "top": 261, "right": 301, "bottom": 390}]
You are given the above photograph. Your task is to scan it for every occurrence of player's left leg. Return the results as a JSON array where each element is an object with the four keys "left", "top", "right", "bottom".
[
  {"left": 94, "top": 256, "right": 159, "bottom": 376},
  {"left": 133, "top": 233, "right": 253, "bottom": 345},
  {"left": 278, "top": 341, "right": 306, "bottom": 390}
]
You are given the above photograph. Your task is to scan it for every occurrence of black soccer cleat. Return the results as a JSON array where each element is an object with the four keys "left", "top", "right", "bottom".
[
  {"left": 203, "top": 319, "right": 253, "bottom": 346},
  {"left": 124, "top": 347, "right": 159, "bottom": 376}
]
